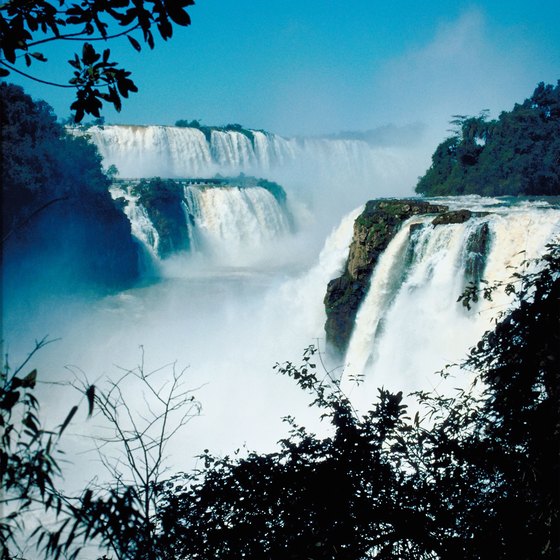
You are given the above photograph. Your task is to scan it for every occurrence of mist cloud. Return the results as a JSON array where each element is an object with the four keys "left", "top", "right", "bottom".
[{"left": 370, "top": 9, "right": 554, "bottom": 141}]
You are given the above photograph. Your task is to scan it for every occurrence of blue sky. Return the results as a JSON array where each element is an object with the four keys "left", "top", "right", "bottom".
[{"left": 9, "top": 0, "right": 560, "bottom": 138}]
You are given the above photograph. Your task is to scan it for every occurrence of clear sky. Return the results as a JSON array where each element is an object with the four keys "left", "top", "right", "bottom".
[{"left": 9, "top": 0, "right": 560, "bottom": 138}]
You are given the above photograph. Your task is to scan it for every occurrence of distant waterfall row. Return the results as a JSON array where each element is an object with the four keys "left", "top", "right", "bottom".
[
  {"left": 85, "top": 125, "right": 413, "bottom": 202},
  {"left": 336, "top": 200, "right": 560, "bottom": 401},
  {"left": 112, "top": 181, "right": 293, "bottom": 267}
]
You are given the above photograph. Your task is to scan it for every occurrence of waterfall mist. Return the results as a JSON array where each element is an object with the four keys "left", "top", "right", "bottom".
[{"left": 5, "top": 125, "right": 560, "bottom": 493}]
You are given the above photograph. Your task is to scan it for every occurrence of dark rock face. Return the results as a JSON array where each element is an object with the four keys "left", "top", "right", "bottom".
[
  {"left": 464, "top": 221, "right": 491, "bottom": 285},
  {"left": 324, "top": 199, "right": 448, "bottom": 354},
  {"left": 131, "top": 179, "right": 191, "bottom": 258},
  {"left": 432, "top": 209, "right": 472, "bottom": 225}
]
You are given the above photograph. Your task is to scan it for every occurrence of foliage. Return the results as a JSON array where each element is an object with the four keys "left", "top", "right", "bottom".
[
  {"left": 155, "top": 242, "right": 559, "bottom": 559},
  {"left": 1, "top": 82, "right": 139, "bottom": 290},
  {"left": 174, "top": 119, "right": 202, "bottom": 129},
  {"left": 0, "top": 0, "right": 195, "bottom": 121},
  {"left": 0, "top": 337, "right": 96, "bottom": 560},
  {"left": 416, "top": 81, "right": 560, "bottom": 196},
  {"left": 1, "top": 82, "right": 108, "bottom": 239}
]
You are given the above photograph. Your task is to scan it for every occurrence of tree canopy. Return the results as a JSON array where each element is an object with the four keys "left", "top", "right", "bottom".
[
  {"left": 416, "top": 81, "right": 560, "bottom": 196},
  {"left": 1, "top": 82, "right": 139, "bottom": 290},
  {"left": 1, "top": 82, "right": 109, "bottom": 238},
  {"left": 0, "top": 1, "right": 195, "bottom": 121}
]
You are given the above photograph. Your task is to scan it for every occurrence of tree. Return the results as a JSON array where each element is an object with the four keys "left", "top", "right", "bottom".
[
  {"left": 1, "top": 82, "right": 140, "bottom": 291},
  {"left": 69, "top": 353, "right": 201, "bottom": 560},
  {"left": 0, "top": 1, "right": 195, "bottom": 121},
  {"left": 415, "top": 81, "right": 560, "bottom": 197}
]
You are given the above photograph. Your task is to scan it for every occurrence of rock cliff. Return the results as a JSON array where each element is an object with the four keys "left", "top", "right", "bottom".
[{"left": 323, "top": 200, "right": 450, "bottom": 354}]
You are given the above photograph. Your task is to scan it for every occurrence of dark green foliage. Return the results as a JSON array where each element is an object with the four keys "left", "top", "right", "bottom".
[
  {"left": 1, "top": 82, "right": 140, "bottom": 291},
  {"left": 0, "top": 1, "right": 195, "bottom": 121},
  {"left": 175, "top": 119, "right": 202, "bottom": 128},
  {"left": 157, "top": 348, "right": 438, "bottom": 560},
  {"left": 416, "top": 81, "right": 560, "bottom": 196}
]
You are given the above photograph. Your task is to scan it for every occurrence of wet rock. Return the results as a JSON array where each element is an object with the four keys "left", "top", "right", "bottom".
[
  {"left": 324, "top": 199, "right": 448, "bottom": 354},
  {"left": 432, "top": 209, "right": 472, "bottom": 225}
]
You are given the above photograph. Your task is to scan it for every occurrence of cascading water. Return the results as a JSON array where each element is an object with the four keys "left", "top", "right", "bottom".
[
  {"left": 110, "top": 185, "right": 160, "bottom": 255},
  {"left": 182, "top": 185, "right": 292, "bottom": 265},
  {"left": 341, "top": 200, "right": 560, "bottom": 408},
  {"left": 113, "top": 181, "right": 294, "bottom": 267},
  {"left": 83, "top": 125, "right": 424, "bottom": 217}
]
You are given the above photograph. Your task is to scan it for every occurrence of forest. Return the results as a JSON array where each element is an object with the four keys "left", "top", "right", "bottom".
[{"left": 415, "top": 81, "right": 560, "bottom": 197}]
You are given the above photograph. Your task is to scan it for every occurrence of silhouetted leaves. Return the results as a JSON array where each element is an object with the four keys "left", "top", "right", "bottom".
[{"left": 0, "top": 1, "right": 195, "bottom": 121}]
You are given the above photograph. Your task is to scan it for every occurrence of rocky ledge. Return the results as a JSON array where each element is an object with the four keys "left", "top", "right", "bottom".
[{"left": 323, "top": 199, "right": 452, "bottom": 354}]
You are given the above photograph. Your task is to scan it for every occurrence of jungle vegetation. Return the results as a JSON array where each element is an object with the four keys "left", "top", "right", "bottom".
[{"left": 416, "top": 81, "right": 560, "bottom": 197}]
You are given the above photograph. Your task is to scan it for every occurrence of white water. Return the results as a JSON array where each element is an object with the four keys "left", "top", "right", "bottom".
[
  {"left": 85, "top": 125, "right": 426, "bottom": 219},
  {"left": 110, "top": 184, "right": 160, "bottom": 257},
  {"left": 342, "top": 201, "right": 560, "bottom": 410},
  {"left": 182, "top": 185, "right": 292, "bottom": 266}
]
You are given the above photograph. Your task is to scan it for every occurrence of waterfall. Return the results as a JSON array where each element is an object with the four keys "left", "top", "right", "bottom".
[
  {"left": 183, "top": 185, "right": 292, "bottom": 265},
  {"left": 83, "top": 125, "right": 419, "bottom": 211},
  {"left": 114, "top": 181, "right": 293, "bottom": 266},
  {"left": 110, "top": 185, "right": 160, "bottom": 255},
  {"left": 86, "top": 125, "right": 296, "bottom": 178},
  {"left": 342, "top": 201, "right": 560, "bottom": 402},
  {"left": 88, "top": 125, "right": 214, "bottom": 177},
  {"left": 265, "top": 204, "right": 366, "bottom": 346}
]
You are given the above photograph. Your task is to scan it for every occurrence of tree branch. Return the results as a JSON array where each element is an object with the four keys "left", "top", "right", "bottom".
[{"left": 0, "top": 61, "right": 77, "bottom": 88}]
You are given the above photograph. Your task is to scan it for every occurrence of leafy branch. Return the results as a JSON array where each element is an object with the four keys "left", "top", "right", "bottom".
[{"left": 0, "top": 0, "right": 195, "bottom": 121}]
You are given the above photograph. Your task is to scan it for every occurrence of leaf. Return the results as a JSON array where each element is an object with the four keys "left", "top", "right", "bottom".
[
  {"left": 127, "top": 35, "right": 141, "bottom": 52},
  {"left": 23, "top": 414, "right": 39, "bottom": 434},
  {"left": 81, "top": 43, "right": 100, "bottom": 66},
  {"left": 85, "top": 385, "right": 95, "bottom": 417},
  {"left": 59, "top": 405, "right": 78, "bottom": 435},
  {"left": 30, "top": 52, "right": 47, "bottom": 62},
  {"left": 21, "top": 369, "right": 37, "bottom": 388},
  {"left": 166, "top": 3, "right": 192, "bottom": 26},
  {"left": 0, "top": 67, "right": 10, "bottom": 77},
  {"left": 0, "top": 390, "right": 20, "bottom": 411}
]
